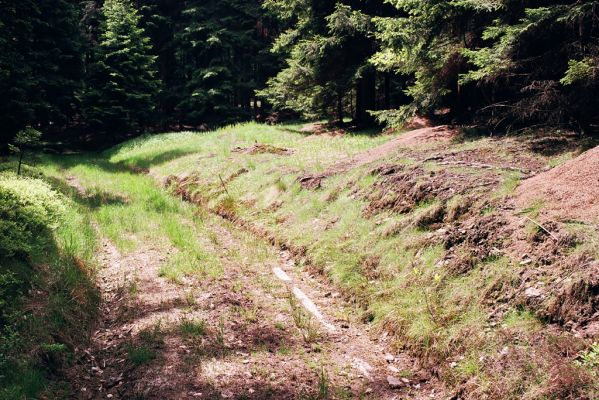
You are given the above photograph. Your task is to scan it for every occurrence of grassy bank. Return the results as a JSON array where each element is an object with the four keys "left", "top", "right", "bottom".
[
  {"left": 38, "top": 156, "right": 222, "bottom": 284},
  {"left": 0, "top": 164, "right": 98, "bottom": 399},
  {"left": 1, "top": 152, "right": 225, "bottom": 397},
  {"left": 33, "top": 128, "right": 398, "bottom": 398}
]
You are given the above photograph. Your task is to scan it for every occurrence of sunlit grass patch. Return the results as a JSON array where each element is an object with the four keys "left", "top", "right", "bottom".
[
  {"left": 502, "top": 310, "right": 542, "bottom": 333},
  {"left": 107, "top": 122, "right": 394, "bottom": 193},
  {"left": 454, "top": 354, "right": 482, "bottom": 380},
  {"left": 178, "top": 317, "right": 206, "bottom": 337},
  {"left": 566, "top": 222, "right": 599, "bottom": 260},
  {"left": 494, "top": 171, "right": 522, "bottom": 199},
  {"left": 576, "top": 342, "right": 599, "bottom": 374},
  {"left": 234, "top": 303, "right": 260, "bottom": 323},
  {"left": 29, "top": 121, "right": 597, "bottom": 398},
  {"left": 287, "top": 291, "right": 322, "bottom": 344},
  {"left": 38, "top": 154, "right": 224, "bottom": 285},
  {"left": 546, "top": 151, "right": 574, "bottom": 168},
  {"left": 159, "top": 249, "right": 222, "bottom": 283}
]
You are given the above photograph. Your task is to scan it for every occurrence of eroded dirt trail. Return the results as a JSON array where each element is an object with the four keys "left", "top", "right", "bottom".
[{"left": 65, "top": 181, "right": 440, "bottom": 399}]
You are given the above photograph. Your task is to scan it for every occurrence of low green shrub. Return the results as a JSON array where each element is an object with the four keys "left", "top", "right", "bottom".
[
  {"left": 0, "top": 176, "right": 66, "bottom": 257},
  {"left": 126, "top": 345, "right": 156, "bottom": 366}
]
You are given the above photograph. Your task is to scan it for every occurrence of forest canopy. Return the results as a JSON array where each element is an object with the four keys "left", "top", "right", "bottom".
[{"left": 1, "top": 0, "right": 598, "bottom": 148}]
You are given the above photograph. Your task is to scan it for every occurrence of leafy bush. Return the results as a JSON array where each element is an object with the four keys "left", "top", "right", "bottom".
[{"left": 0, "top": 176, "right": 66, "bottom": 257}]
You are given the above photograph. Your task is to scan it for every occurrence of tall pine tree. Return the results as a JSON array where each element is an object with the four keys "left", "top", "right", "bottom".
[
  {"left": 138, "top": 0, "right": 184, "bottom": 129},
  {"left": 82, "top": 0, "right": 160, "bottom": 136}
]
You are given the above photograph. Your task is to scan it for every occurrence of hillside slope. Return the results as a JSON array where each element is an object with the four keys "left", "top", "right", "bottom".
[
  {"left": 516, "top": 146, "right": 599, "bottom": 224},
  {"left": 54, "top": 123, "right": 599, "bottom": 398}
]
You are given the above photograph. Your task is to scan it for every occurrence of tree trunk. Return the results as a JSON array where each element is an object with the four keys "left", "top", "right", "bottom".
[
  {"left": 17, "top": 151, "right": 24, "bottom": 176},
  {"left": 355, "top": 81, "right": 363, "bottom": 123},
  {"left": 354, "top": 67, "right": 376, "bottom": 126},
  {"left": 336, "top": 92, "right": 343, "bottom": 124},
  {"left": 253, "top": 96, "right": 259, "bottom": 121},
  {"left": 384, "top": 72, "right": 391, "bottom": 110}
]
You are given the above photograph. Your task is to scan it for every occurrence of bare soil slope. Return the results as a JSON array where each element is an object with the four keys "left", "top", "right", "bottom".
[
  {"left": 161, "top": 125, "right": 598, "bottom": 399},
  {"left": 516, "top": 145, "right": 599, "bottom": 223},
  {"left": 300, "top": 126, "right": 457, "bottom": 189}
]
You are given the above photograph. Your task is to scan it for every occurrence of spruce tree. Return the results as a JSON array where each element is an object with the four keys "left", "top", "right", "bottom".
[
  {"left": 459, "top": 2, "right": 599, "bottom": 133},
  {"left": 83, "top": 0, "right": 160, "bottom": 135},
  {"left": 0, "top": 0, "right": 35, "bottom": 146},
  {"left": 370, "top": 1, "right": 599, "bottom": 133},
  {"left": 35, "top": 1, "right": 85, "bottom": 131},
  {"left": 173, "top": 0, "right": 278, "bottom": 127},
  {"left": 259, "top": 0, "right": 389, "bottom": 125},
  {"left": 138, "top": 0, "right": 184, "bottom": 129}
]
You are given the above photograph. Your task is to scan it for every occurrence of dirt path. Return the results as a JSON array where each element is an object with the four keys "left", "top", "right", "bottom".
[{"left": 63, "top": 179, "right": 440, "bottom": 399}]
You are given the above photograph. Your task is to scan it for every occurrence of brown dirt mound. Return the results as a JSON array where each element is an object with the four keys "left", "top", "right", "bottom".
[
  {"left": 232, "top": 143, "right": 293, "bottom": 155},
  {"left": 299, "top": 126, "right": 457, "bottom": 189},
  {"left": 361, "top": 164, "right": 497, "bottom": 217},
  {"left": 366, "top": 125, "right": 456, "bottom": 155},
  {"left": 404, "top": 115, "right": 433, "bottom": 130},
  {"left": 300, "top": 122, "right": 345, "bottom": 137},
  {"left": 515, "top": 146, "right": 599, "bottom": 223}
]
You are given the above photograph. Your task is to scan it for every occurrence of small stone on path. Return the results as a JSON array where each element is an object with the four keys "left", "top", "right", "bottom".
[{"left": 387, "top": 375, "right": 404, "bottom": 389}]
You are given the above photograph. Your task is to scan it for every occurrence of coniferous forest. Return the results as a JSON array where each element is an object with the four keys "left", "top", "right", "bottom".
[{"left": 2, "top": 0, "right": 599, "bottom": 149}]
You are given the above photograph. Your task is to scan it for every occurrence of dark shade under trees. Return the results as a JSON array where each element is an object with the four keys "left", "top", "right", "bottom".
[
  {"left": 172, "top": 0, "right": 281, "bottom": 127},
  {"left": 0, "top": 0, "right": 84, "bottom": 147}
]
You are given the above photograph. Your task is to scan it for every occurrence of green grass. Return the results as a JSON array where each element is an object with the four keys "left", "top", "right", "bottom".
[
  {"left": 178, "top": 317, "right": 206, "bottom": 337},
  {"left": 546, "top": 151, "right": 574, "bottom": 168},
  {"left": 37, "top": 154, "right": 222, "bottom": 284},
  {"left": 565, "top": 221, "right": 599, "bottom": 260},
  {"left": 274, "top": 321, "right": 286, "bottom": 330},
  {"left": 576, "top": 342, "right": 599, "bottom": 373},
  {"left": 502, "top": 310, "right": 542, "bottom": 333},
  {"left": 127, "top": 345, "right": 156, "bottom": 366},
  {"left": 107, "top": 122, "right": 389, "bottom": 179},
  {"left": 0, "top": 367, "right": 46, "bottom": 400},
  {"left": 99, "top": 122, "right": 537, "bottom": 372},
  {"left": 494, "top": 171, "right": 522, "bottom": 199},
  {"left": 277, "top": 344, "right": 292, "bottom": 356},
  {"left": 0, "top": 169, "right": 99, "bottom": 398}
]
